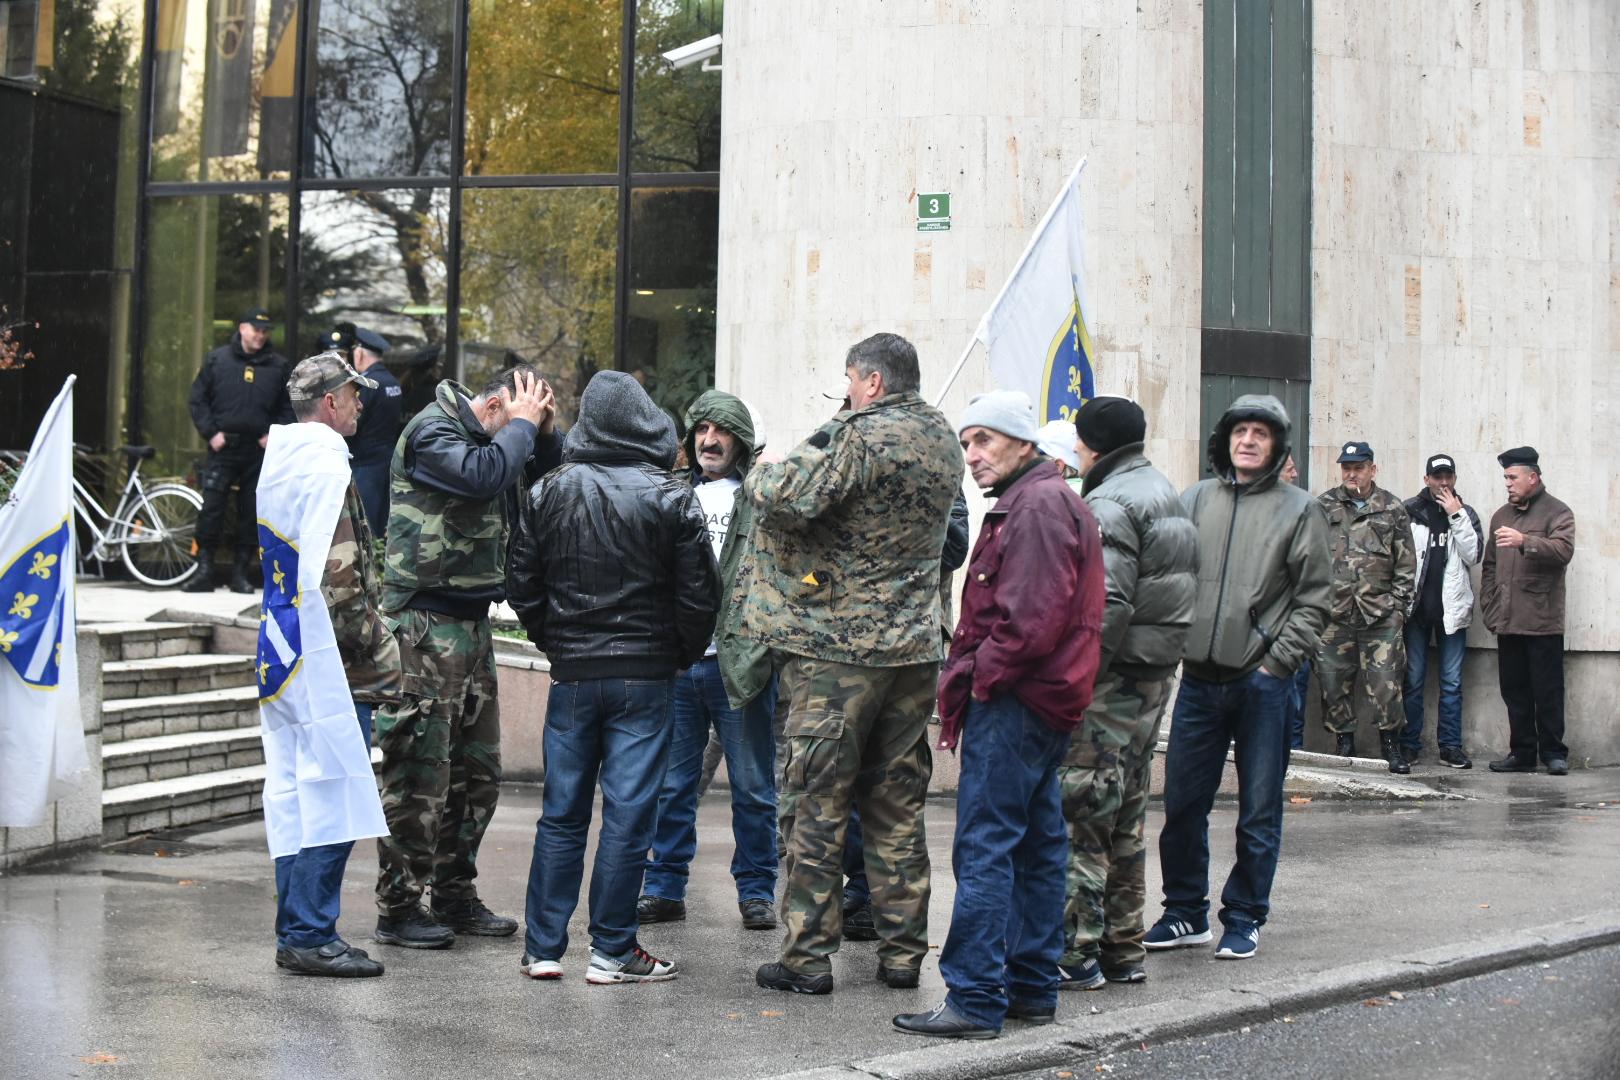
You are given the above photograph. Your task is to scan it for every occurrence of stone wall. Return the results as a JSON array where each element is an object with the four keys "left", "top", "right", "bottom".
[
  {"left": 0, "top": 630, "right": 105, "bottom": 869},
  {"left": 716, "top": 0, "right": 1206, "bottom": 481}
]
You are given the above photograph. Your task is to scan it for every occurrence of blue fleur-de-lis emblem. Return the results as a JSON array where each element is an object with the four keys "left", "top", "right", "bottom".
[
  {"left": 28, "top": 552, "right": 57, "bottom": 579},
  {"left": 9, "top": 591, "right": 38, "bottom": 619}
]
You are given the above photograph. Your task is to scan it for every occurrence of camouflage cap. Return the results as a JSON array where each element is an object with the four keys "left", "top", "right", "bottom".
[{"left": 288, "top": 350, "right": 377, "bottom": 403}]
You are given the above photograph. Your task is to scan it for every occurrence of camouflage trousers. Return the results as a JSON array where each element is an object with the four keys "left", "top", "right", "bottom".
[
  {"left": 374, "top": 608, "right": 502, "bottom": 914},
  {"left": 776, "top": 655, "right": 936, "bottom": 975},
  {"left": 1059, "top": 673, "right": 1171, "bottom": 971},
  {"left": 1317, "top": 617, "right": 1405, "bottom": 735}
]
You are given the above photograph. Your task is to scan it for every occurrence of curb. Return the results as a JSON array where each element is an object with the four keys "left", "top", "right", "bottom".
[{"left": 770, "top": 910, "right": 1620, "bottom": 1080}]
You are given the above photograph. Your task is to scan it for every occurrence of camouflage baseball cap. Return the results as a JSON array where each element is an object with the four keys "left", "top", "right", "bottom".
[{"left": 288, "top": 350, "right": 377, "bottom": 403}]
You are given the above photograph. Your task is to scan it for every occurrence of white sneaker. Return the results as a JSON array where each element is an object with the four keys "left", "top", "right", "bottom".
[
  {"left": 586, "top": 945, "right": 677, "bottom": 984},
  {"left": 520, "top": 954, "right": 563, "bottom": 979}
]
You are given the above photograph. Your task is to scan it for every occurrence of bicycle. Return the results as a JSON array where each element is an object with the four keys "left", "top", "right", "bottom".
[{"left": 66, "top": 444, "right": 203, "bottom": 587}]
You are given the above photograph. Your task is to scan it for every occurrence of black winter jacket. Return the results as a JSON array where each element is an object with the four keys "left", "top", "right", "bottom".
[
  {"left": 187, "top": 333, "right": 294, "bottom": 441},
  {"left": 506, "top": 371, "right": 719, "bottom": 681}
]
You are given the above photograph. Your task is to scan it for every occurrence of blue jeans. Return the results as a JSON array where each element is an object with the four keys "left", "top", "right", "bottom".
[
  {"left": 1402, "top": 619, "right": 1465, "bottom": 752},
  {"left": 272, "top": 701, "right": 372, "bottom": 948},
  {"left": 1158, "top": 670, "right": 1290, "bottom": 930},
  {"left": 937, "top": 694, "right": 1069, "bottom": 1031},
  {"left": 524, "top": 677, "right": 675, "bottom": 960},
  {"left": 1285, "top": 662, "right": 1312, "bottom": 750},
  {"left": 350, "top": 461, "right": 391, "bottom": 540},
  {"left": 643, "top": 659, "right": 778, "bottom": 903}
]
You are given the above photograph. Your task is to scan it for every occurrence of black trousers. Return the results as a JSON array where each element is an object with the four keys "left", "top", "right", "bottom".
[
  {"left": 1496, "top": 634, "right": 1567, "bottom": 762},
  {"left": 196, "top": 442, "right": 264, "bottom": 556}
]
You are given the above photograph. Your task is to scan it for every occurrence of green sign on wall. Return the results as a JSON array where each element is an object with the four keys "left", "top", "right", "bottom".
[{"left": 918, "top": 192, "right": 950, "bottom": 232}]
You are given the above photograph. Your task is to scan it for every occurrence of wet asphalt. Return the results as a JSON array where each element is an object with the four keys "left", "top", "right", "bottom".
[{"left": 2, "top": 768, "right": 1617, "bottom": 1079}]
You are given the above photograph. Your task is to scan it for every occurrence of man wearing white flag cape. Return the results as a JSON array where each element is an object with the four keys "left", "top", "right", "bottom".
[
  {"left": 0, "top": 377, "right": 88, "bottom": 828},
  {"left": 256, "top": 352, "right": 400, "bottom": 978}
]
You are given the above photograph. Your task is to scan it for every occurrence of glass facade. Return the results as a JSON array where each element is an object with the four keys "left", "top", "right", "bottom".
[{"left": 0, "top": 0, "right": 722, "bottom": 474}]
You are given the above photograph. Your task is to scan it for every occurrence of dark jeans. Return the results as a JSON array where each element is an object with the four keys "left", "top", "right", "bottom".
[
  {"left": 842, "top": 810, "right": 869, "bottom": 910},
  {"left": 1159, "top": 669, "right": 1290, "bottom": 930},
  {"left": 1285, "top": 661, "right": 1312, "bottom": 750},
  {"left": 1497, "top": 634, "right": 1567, "bottom": 762},
  {"left": 1402, "top": 619, "right": 1466, "bottom": 752},
  {"left": 525, "top": 677, "right": 675, "bottom": 960},
  {"left": 937, "top": 693, "right": 1069, "bottom": 1032},
  {"left": 196, "top": 441, "right": 263, "bottom": 555},
  {"left": 643, "top": 659, "right": 778, "bottom": 904},
  {"left": 351, "top": 460, "right": 391, "bottom": 539},
  {"left": 272, "top": 701, "right": 372, "bottom": 949}
]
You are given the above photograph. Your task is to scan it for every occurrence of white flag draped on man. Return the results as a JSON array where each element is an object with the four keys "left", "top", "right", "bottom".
[
  {"left": 973, "top": 158, "right": 1098, "bottom": 424},
  {"left": 255, "top": 421, "right": 386, "bottom": 857},
  {"left": 0, "top": 377, "right": 88, "bottom": 827}
]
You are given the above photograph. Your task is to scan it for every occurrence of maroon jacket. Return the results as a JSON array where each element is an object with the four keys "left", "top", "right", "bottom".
[{"left": 938, "top": 460, "right": 1106, "bottom": 749}]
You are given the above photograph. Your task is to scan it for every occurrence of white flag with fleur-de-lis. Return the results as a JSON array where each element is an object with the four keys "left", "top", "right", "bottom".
[
  {"left": 255, "top": 421, "right": 386, "bottom": 858},
  {"left": 0, "top": 376, "right": 87, "bottom": 827}
]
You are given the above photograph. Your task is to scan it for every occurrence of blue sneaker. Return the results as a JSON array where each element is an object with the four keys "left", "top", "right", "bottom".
[
  {"left": 1057, "top": 958, "right": 1105, "bottom": 990},
  {"left": 1143, "top": 916, "right": 1212, "bottom": 950},
  {"left": 1215, "top": 924, "right": 1260, "bottom": 959}
]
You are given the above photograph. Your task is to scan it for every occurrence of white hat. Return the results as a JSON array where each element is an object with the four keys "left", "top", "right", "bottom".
[
  {"left": 1035, "top": 420, "right": 1081, "bottom": 472},
  {"left": 958, "top": 390, "right": 1039, "bottom": 443}
]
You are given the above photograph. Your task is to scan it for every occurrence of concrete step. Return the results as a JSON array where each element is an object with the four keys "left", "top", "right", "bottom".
[
  {"left": 101, "top": 684, "right": 260, "bottom": 745},
  {"left": 102, "top": 765, "right": 265, "bottom": 840},
  {"left": 86, "top": 621, "right": 213, "bottom": 661},
  {"left": 101, "top": 747, "right": 383, "bottom": 841},
  {"left": 102, "top": 653, "right": 256, "bottom": 699},
  {"left": 101, "top": 726, "right": 265, "bottom": 789}
]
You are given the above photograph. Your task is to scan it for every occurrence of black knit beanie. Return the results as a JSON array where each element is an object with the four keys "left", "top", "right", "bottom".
[{"left": 1074, "top": 396, "right": 1146, "bottom": 457}]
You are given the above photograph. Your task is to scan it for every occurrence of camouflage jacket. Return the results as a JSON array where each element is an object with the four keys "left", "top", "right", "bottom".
[
  {"left": 323, "top": 482, "right": 402, "bottom": 702},
  {"left": 740, "top": 391, "right": 964, "bottom": 667},
  {"left": 1317, "top": 484, "right": 1417, "bottom": 626}
]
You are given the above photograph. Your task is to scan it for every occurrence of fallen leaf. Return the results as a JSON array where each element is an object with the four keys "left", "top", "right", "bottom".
[
  {"left": 176, "top": 879, "right": 198, "bottom": 887},
  {"left": 1289, "top": 796, "right": 1313, "bottom": 805},
  {"left": 80, "top": 1054, "right": 119, "bottom": 1065},
  {"left": 1056, "top": 1073, "right": 1073, "bottom": 1079},
  {"left": 1543, "top": 976, "right": 1561, "bottom": 982},
  {"left": 725, "top": 1012, "right": 741, "bottom": 1020},
  {"left": 1139, "top": 1042, "right": 1149, "bottom": 1052},
  {"left": 1388, "top": 990, "right": 1405, "bottom": 1001},
  {"left": 760, "top": 1010, "right": 784, "bottom": 1018},
  {"left": 1362, "top": 998, "right": 1387, "bottom": 1007},
  {"left": 1574, "top": 815, "right": 1597, "bottom": 822},
  {"left": 1498, "top": 998, "right": 1520, "bottom": 1006},
  {"left": 1478, "top": 903, "right": 1491, "bottom": 909}
]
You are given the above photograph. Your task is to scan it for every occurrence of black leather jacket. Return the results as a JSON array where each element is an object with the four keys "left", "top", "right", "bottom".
[{"left": 507, "top": 460, "right": 720, "bottom": 681}]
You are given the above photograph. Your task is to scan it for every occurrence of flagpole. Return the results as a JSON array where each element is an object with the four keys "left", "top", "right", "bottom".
[{"left": 931, "top": 155, "right": 1088, "bottom": 407}]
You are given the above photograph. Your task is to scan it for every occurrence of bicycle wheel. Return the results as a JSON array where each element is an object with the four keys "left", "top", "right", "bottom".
[{"left": 121, "top": 483, "right": 204, "bottom": 587}]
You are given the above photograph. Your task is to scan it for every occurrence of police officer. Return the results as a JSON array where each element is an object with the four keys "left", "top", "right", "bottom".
[
  {"left": 184, "top": 308, "right": 293, "bottom": 593},
  {"left": 1316, "top": 441, "right": 1417, "bottom": 773},
  {"left": 323, "top": 323, "right": 405, "bottom": 537}
]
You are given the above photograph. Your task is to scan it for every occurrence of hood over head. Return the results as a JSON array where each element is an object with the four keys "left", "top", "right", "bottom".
[
  {"left": 1208, "top": 393, "right": 1291, "bottom": 486},
  {"left": 682, "top": 389, "right": 758, "bottom": 477},
  {"left": 565, "top": 370, "right": 678, "bottom": 468}
]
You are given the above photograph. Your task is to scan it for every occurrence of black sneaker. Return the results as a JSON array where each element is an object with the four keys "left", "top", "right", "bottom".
[
  {"left": 276, "top": 938, "right": 384, "bottom": 978},
  {"left": 1488, "top": 754, "right": 1537, "bottom": 773},
  {"left": 374, "top": 905, "right": 455, "bottom": 949},
  {"left": 876, "top": 963, "right": 919, "bottom": 989},
  {"left": 893, "top": 1001, "right": 997, "bottom": 1040},
  {"left": 739, "top": 899, "right": 777, "bottom": 930},
  {"left": 1438, "top": 746, "right": 1473, "bottom": 769},
  {"left": 756, "top": 961, "right": 833, "bottom": 995},
  {"left": 1005, "top": 999, "right": 1056, "bottom": 1024},
  {"left": 1335, "top": 733, "right": 1355, "bottom": 757},
  {"left": 1545, "top": 757, "right": 1570, "bottom": 776},
  {"left": 843, "top": 903, "right": 879, "bottom": 941},
  {"left": 637, "top": 895, "right": 687, "bottom": 924},
  {"left": 432, "top": 895, "right": 518, "bottom": 936}
]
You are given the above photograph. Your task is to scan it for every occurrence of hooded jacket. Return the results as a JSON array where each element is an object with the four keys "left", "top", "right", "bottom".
[
  {"left": 682, "top": 390, "right": 773, "bottom": 707},
  {"left": 507, "top": 371, "right": 719, "bottom": 680},
  {"left": 1079, "top": 442, "right": 1199, "bottom": 679},
  {"left": 1180, "top": 395, "right": 1332, "bottom": 682}
]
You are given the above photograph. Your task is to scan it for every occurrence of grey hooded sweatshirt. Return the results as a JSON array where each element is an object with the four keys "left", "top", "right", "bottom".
[{"left": 1180, "top": 394, "right": 1331, "bottom": 682}]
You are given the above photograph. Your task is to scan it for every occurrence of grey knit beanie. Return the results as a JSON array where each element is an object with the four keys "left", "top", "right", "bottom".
[{"left": 958, "top": 390, "right": 1039, "bottom": 444}]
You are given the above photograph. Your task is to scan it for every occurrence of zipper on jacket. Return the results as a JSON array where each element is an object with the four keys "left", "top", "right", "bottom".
[{"left": 1204, "top": 484, "right": 1243, "bottom": 664}]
